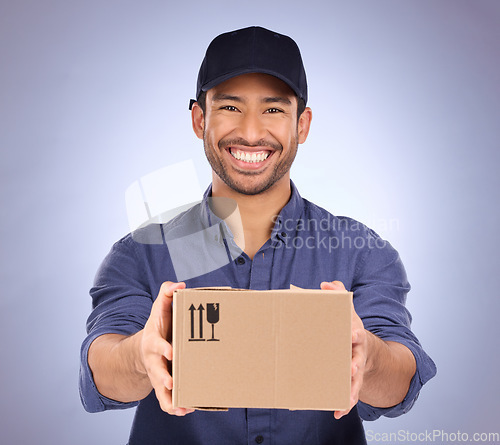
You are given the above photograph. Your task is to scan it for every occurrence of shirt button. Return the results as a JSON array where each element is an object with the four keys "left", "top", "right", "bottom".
[
  {"left": 236, "top": 257, "right": 246, "bottom": 265},
  {"left": 255, "top": 435, "right": 264, "bottom": 444},
  {"left": 280, "top": 232, "right": 287, "bottom": 238}
]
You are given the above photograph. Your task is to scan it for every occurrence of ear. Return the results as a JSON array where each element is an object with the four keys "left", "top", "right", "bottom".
[
  {"left": 297, "top": 107, "right": 312, "bottom": 144},
  {"left": 191, "top": 102, "right": 205, "bottom": 139}
]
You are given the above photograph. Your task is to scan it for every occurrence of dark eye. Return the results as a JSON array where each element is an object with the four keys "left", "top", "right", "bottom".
[
  {"left": 265, "top": 108, "right": 283, "bottom": 114},
  {"left": 221, "top": 105, "right": 238, "bottom": 112}
]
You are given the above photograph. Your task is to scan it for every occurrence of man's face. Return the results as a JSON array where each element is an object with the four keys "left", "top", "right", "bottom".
[{"left": 195, "top": 73, "right": 308, "bottom": 196}]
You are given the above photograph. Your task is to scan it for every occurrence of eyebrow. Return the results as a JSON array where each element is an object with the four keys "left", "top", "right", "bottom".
[
  {"left": 262, "top": 96, "right": 292, "bottom": 105},
  {"left": 211, "top": 93, "right": 292, "bottom": 106},
  {"left": 212, "top": 93, "right": 243, "bottom": 103}
]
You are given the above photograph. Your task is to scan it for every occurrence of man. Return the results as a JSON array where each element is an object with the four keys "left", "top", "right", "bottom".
[{"left": 80, "top": 26, "right": 436, "bottom": 444}]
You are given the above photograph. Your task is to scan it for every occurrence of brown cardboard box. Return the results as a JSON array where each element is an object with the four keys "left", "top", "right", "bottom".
[{"left": 172, "top": 287, "right": 352, "bottom": 411}]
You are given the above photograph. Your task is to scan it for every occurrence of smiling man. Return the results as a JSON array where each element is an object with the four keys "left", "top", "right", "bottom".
[
  {"left": 80, "top": 26, "right": 436, "bottom": 445},
  {"left": 192, "top": 72, "right": 312, "bottom": 259},
  {"left": 198, "top": 73, "right": 306, "bottom": 196}
]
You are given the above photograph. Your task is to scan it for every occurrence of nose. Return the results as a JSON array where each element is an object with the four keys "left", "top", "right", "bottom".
[{"left": 236, "top": 111, "right": 267, "bottom": 144}]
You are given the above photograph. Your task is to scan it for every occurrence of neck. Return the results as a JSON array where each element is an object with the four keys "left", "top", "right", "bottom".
[{"left": 211, "top": 175, "right": 291, "bottom": 259}]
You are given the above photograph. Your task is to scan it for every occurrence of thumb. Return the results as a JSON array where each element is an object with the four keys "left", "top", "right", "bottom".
[{"left": 152, "top": 281, "right": 186, "bottom": 334}]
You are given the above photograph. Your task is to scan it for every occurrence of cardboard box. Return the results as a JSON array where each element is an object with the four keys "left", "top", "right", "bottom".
[{"left": 172, "top": 287, "right": 352, "bottom": 411}]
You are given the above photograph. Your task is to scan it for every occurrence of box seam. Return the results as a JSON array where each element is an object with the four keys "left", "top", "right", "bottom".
[
  {"left": 273, "top": 294, "right": 281, "bottom": 407},
  {"left": 172, "top": 290, "right": 181, "bottom": 408}
]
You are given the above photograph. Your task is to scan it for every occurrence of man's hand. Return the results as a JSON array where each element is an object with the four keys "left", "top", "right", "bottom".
[
  {"left": 320, "top": 280, "right": 367, "bottom": 420},
  {"left": 141, "top": 281, "right": 194, "bottom": 416},
  {"left": 321, "top": 280, "right": 417, "bottom": 418},
  {"left": 88, "top": 281, "right": 195, "bottom": 416}
]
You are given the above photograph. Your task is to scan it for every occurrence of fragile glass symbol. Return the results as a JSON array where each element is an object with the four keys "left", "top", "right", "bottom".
[
  {"left": 206, "top": 303, "right": 220, "bottom": 342},
  {"left": 188, "top": 303, "right": 220, "bottom": 341}
]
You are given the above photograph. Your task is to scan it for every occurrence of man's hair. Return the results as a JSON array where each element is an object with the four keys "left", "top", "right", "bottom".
[{"left": 196, "top": 90, "right": 306, "bottom": 121}]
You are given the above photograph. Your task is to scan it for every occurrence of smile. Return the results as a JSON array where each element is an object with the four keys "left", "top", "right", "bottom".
[{"left": 229, "top": 148, "right": 270, "bottom": 163}]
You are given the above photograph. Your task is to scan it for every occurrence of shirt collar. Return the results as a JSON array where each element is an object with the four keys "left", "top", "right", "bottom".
[
  {"left": 200, "top": 181, "right": 304, "bottom": 246},
  {"left": 270, "top": 180, "right": 304, "bottom": 245},
  {"left": 200, "top": 184, "right": 238, "bottom": 249},
  {"left": 200, "top": 184, "right": 218, "bottom": 227}
]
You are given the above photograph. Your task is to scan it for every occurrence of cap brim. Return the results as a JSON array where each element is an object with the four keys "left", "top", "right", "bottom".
[{"left": 200, "top": 68, "right": 303, "bottom": 101}]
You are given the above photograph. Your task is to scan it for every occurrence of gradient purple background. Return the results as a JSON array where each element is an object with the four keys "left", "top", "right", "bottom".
[{"left": 1, "top": 1, "right": 499, "bottom": 443}]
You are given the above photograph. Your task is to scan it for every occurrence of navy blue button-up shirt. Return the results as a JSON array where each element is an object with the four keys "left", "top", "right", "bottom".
[{"left": 80, "top": 182, "right": 436, "bottom": 445}]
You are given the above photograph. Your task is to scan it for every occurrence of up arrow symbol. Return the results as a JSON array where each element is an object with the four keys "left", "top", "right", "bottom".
[
  {"left": 188, "top": 303, "right": 206, "bottom": 341},
  {"left": 188, "top": 304, "right": 196, "bottom": 340},
  {"left": 197, "top": 304, "right": 205, "bottom": 340}
]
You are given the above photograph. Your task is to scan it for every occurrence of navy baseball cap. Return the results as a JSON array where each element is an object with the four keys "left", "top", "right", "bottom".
[{"left": 189, "top": 26, "right": 308, "bottom": 109}]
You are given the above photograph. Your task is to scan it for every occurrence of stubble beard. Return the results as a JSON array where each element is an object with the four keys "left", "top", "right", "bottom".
[{"left": 203, "top": 133, "right": 299, "bottom": 196}]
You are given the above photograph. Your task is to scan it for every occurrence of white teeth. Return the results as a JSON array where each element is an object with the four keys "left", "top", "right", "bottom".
[{"left": 230, "top": 149, "right": 270, "bottom": 163}]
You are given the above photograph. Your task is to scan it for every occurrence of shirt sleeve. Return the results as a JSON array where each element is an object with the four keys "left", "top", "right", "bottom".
[
  {"left": 351, "top": 228, "right": 437, "bottom": 421},
  {"left": 79, "top": 236, "right": 154, "bottom": 413}
]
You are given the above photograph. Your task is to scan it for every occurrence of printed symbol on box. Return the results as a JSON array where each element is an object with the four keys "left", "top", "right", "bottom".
[
  {"left": 188, "top": 304, "right": 205, "bottom": 341},
  {"left": 188, "top": 303, "right": 220, "bottom": 341},
  {"left": 206, "top": 303, "right": 220, "bottom": 342}
]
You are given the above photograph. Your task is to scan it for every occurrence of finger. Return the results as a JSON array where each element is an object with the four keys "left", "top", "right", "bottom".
[
  {"left": 334, "top": 371, "right": 361, "bottom": 420},
  {"left": 320, "top": 280, "right": 346, "bottom": 291},
  {"left": 351, "top": 361, "right": 358, "bottom": 378},
  {"left": 331, "top": 280, "right": 346, "bottom": 290},
  {"left": 155, "top": 281, "right": 186, "bottom": 315},
  {"left": 159, "top": 281, "right": 186, "bottom": 297},
  {"left": 142, "top": 338, "right": 174, "bottom": 389},
  {"left": 143, "top": 333, "right": 173, "bottom": 362},
  {"left": 175, "top": 407, "right": 196, "bottom": 416},
  {"left": 146, "top": 354, "right": 173, "bottom": 391},
  {"left": 350, "top": 373, "right": 362, "bottom": 408},
  {"left": 351, "top": 306, "right": 364, "bottom": 330},
  {"left": 144, "top": 354, "right": 172, "bottom": 387},
  {"left": 150, "top": 282, "right": 186, "bottom": 337},
  {"left": 156, "top": 337, "right": 173, "bottom": 361},
  {"left": 352, "top": 328, "right": 365, "bottom": 345},
  {"left": 163, "top": 369, "right": 173, "bottom": 391},
  {"left": 351, "top": 344, "right": 366, "bottom": 375},
  {"left": 154, "top": 384, "right": 175, "bottom": 413},
  {"left": 152, "top": 368, "right": 173, "bottom": 391},
  {"left": 334, "top": 408, "right": 350, "bottom": 420},
  {"left": 154, "top": 385, "right": 195, "bottom": 416}
]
